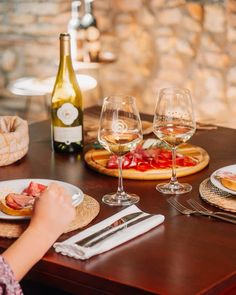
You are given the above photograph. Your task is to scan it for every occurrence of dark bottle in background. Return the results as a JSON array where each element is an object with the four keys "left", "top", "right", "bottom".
[
  {"left": 51, "top": 33, "right": 83, "bottom": 153},
  {"left": 81, "top": 0, "right": 100, "bottom": 62},
  {"left": 68, "top": 1, "right": 85, "bottom": 62}
]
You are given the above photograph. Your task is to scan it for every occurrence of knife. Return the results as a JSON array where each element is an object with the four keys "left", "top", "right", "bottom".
[
  {"left": 75, "top": 212, "right": 143, "bottom": 247},
  {"left": 81, "top": 213, "right": 154, "bottom": 248}
]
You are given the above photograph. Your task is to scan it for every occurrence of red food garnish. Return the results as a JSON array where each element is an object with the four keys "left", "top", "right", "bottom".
[
  {"left": 22, "top": 181, "right": 47, "bottom": 197},
  {"left": 136, "top": 162, "right": 151, "bottom": 172},
  {"left": 106, "top": 146, "right": 198, "bottom": 172}
]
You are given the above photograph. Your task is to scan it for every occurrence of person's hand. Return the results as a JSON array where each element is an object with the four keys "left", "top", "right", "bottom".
[
  {"left": 29, "top": 182, "right": 76, "bottom": 241},
  {"left": 2, "top": 183, "right": 76, "bottom": 281}
]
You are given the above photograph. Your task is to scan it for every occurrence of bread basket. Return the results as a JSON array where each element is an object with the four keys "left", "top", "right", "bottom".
[{"left": 0, "top": 116, "right": 29, "bottom": 166}]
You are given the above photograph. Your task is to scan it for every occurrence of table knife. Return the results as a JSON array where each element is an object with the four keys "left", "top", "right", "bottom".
[
  {"left": 76, "top": 212, "right": 143, "bottom": 247},
  {"left": 82, "top": 214, "right": 154, "bottom": 248}
]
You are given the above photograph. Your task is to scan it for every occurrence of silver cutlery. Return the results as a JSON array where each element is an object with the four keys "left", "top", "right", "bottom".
[
  {"left": 79, "top": 213, "right": 154, "bottom": 248},
  {"left": 75, "top": 212, "right": 143, "bottom": 247},
  {"left": 187, "top": 199, "right": 236, "bottom": 220},
  {"left": 167, "top": 198, "right": 236, "bottom": 224}
]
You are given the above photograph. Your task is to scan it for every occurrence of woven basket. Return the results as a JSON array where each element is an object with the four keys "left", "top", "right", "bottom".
[{"left": 0, "top": 116, "right": 29, "bottom": 166}]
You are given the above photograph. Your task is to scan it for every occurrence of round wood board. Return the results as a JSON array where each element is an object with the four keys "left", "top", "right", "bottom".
[
  {"left": 0, "top": 194, "right": 100, "bottom": 238},
  {"left": 84, "top": 143, "right": 210, "bottom": 180}
]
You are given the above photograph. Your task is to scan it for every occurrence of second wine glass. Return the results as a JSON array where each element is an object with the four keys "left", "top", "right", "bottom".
[
  {"left": 153, "top": 87, "right": 196, "bottom": 194},
  {"left": 98, "top": 95, "right": 143, "bottom": 206}
]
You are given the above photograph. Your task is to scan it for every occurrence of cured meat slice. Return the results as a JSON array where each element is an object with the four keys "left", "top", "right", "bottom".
[
  {"left": 106, "top": 145, "right": 198, "bottom": 171},
  {"left": 216, "top": 171, "right": 236, "bottom": 181},
  {"left": 6, "top": 193, "right": 34, "bottom": 209},
  {"left": 4, "top": 182, "right": 47, "bottom": 210},
  {"left": 22, "top": 181, "right": 47, "bottom": 197}
]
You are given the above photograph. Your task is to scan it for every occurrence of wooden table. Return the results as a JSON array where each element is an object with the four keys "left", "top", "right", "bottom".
[{"left": 0, "top": 106, "right": 236, "bottom": 295}]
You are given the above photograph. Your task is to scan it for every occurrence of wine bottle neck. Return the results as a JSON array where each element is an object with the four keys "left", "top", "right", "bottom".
[
  {"left": 59, "top": 34, "right": 75, "bottom": 77},
  {"left": 71, "top": 1, "right": 81, "bottom": 19},
  {"left": 84, "top": 0, "right": 93, "bottom": 14},
  {"left": 60, "top": 38, "right": 71, "bottom": 57}
]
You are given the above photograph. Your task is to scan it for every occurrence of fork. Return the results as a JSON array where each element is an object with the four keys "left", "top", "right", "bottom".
[
  {"left": 167, "top": 198, "right": 236, "bottom": 224},
  {"left": 187, "top": 199, "right": 236, "bottom": 220}
]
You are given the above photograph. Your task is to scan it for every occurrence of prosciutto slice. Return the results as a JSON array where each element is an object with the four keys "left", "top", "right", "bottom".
[
  {"left": 22, "top": 181, "right": 47, "bottom": 197},
  {"left": 5, "top": 181, "right": 47, "bottom": 210},
  {"left": 6, "top": 193, "right": 34, "bottom": 209},
  {"left": 107, "top": 145, "right": 198, "bottom": 172},
  {"left": 216, "top": 171, "right": 236, "bottom": 181}
]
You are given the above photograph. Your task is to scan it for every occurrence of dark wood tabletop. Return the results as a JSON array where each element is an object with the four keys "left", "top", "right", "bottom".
[{"left": 0, "top": 106, "right": 236, "bottom": 295}]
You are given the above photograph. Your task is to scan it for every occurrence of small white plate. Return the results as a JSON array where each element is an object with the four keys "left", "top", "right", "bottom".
[
  {"left": 210, "top": 165, "right": 236, "bottom": 195},
  {"left": 0, "top": 178, "right": 84, "bottom": 220}
]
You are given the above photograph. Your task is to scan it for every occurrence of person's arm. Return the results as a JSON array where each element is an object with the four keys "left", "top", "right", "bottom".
[{"left": 2, "top": 182, "right": 76, "bottom": 281}]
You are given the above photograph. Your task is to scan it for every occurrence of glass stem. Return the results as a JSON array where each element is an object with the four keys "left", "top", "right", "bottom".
[
  {"left": 117, "top": 156, "right": 126, "bottom": 198},
  {"left": 170, "top": 147, "right": 178, "bottom": 185}
]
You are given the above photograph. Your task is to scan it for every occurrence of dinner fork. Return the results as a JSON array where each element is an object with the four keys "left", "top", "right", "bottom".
[
  {"left": 187, "top": 199, "right": 236, "bottom": 220},
  {"left": 167, "top": 198, "right": 236, "bottom": 224}
]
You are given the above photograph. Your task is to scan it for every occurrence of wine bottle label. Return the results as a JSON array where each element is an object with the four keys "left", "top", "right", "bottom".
[
  {"left": 57, "top": 103, "right": 79, "bottom": 125},
  {"left": 53, "top": 126, "right": 82, "bottom": 144}
]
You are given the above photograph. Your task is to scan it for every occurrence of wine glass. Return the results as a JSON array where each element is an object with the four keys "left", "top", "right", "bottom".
[
  {"left": 153, "top": 87, "right": 196, "bottom": 194},
  {"left": 98, "top": 95, "right": 143, "bottom": 206}
]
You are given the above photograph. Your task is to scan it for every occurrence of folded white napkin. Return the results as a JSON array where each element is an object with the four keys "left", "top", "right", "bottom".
[{"left": 54, "top": 205, "right": 165, "bottom": 260}]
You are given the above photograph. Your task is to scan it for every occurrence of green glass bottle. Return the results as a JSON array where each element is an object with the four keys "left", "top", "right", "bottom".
[
  {"left": 68, "top": 1, "right": 84, "bottom": 62},
  {"left": 81, "top": 0, "right": 100, "bottom": 62},
  {"left": 51, "top": 33, "right": 83, "bottom": 153}
]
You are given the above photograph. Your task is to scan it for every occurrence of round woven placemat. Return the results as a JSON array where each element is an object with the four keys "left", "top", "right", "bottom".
[
  {"left": 0, "top": 194, "right": 100, "bottom": 238},
  {"left": 199, "top": 178, "right": 236, "bottom": 213}
]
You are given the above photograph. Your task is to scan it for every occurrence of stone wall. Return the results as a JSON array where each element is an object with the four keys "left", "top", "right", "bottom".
[
  {"left": 0, "top": 0, "right": 235, "bottom": 121},
  {"left": 0, "top": 1, "right": 70, "bottom": 91}
]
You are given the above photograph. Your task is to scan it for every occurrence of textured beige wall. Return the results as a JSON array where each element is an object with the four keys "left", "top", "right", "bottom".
[{"left": 0, "top": 0, "right": 235, "bottom": 123}]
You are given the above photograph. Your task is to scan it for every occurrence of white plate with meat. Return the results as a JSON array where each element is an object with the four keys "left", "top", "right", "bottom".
[
  {"left": 210, "top": 165, "right": 236, "bottom": 195},
  {"left": 0, "top": 178, "right": 84, "bottom": 220}
]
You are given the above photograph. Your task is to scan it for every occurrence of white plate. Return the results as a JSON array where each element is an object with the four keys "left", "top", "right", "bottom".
[
  {"left": 210, "top": 165, "right": 236, "bottom": 195},
  {"left": 0, "top": 178, "right": 84, "bottom": 220}
]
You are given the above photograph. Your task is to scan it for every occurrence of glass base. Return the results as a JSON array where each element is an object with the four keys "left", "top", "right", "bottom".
[
  {"left": 102, "top": 192, "right": 140, "bottom": 206},
  {"left": 156, "top": 182, "right": 192, "bottom": 195}
]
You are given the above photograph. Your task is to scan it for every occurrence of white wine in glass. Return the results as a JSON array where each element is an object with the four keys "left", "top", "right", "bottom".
[
  {"left": 153, "top": 87, "right": 196, "bottom": 194},
  {"left": 98, "top": 95, "right": 143, "bottom": 206}
]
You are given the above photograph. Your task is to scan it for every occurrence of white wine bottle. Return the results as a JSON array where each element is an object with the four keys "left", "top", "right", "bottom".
[{"left": 51, "top": 33, "right": 83, "bottom": 153}]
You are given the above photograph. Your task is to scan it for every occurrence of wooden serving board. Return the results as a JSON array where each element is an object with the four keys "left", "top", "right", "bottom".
[{"left": 84, "top": 143, "right": 210, "bottom": 180}]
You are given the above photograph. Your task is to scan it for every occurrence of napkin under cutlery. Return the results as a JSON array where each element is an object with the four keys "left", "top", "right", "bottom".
[{"left": 54, "top": 205, "right": 165, "bottom": 260}]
